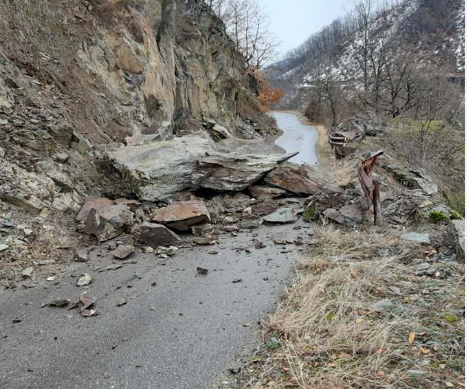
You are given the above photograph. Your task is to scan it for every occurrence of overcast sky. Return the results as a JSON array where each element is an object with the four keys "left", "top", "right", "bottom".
[{"left": 257, "top": 0, "right": 354, "bottom": 58}]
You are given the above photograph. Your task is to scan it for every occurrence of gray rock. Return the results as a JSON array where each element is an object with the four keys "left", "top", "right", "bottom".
[
  {"left": 21, "top": 267, "right": 34, "bottom": 278},
  {"left": 324, "top": 205, "right": 362, "bottom": 226},
  {"left": 133, "top": 222, "right": 181, "bottom": 248},
  {"left": 248, "top": 185, "right": 287, "bottom": 200},
  {"left": 371, "top": 298, "right": 395, "bottom": 313},
  {"left": 83, "top": 204, "right": 135, "bottom": 242},
  {"left": 192, "top": 151, "right": 296, "bottom": 192},
  {"left": 262, "top": 208, "right": 296, "bottom": 224},
  {"left": 109, "top": 136, "right": 213, "bottom": 201},
  {"left": 77, "top": 273, "right": 93, "bottom": 286},
  {"left": 210, "top": 124, "right": 231, "bottom": 139},
  {"left": 265, "top": 163, "right": 343, "bottom": 195},
  {"left": 112, "top": 245, "right": 135, "bottom": 259},
  {"left": 0, "top": 244, "right": 9, "bottom": 252},
  {"left": 385, "top": 166, "right": 438, "bottom": 195},
  {"left": 414, "top": 262, "right": 430, "bottom": 273},
  {"left": 74, "top": 249, "right": 89, "bottom": 262},
  {"left": 402, "top": 232, "right": 431, "bottom": 245},
  {"left": 407, "top": 370, "right": 427, "bottom": 377},
  {"left": 448, "top": 220, "right": 465, "bottom": 260},
  {"left": 52, "top": 152, "right": 69, "bottom": 163}
]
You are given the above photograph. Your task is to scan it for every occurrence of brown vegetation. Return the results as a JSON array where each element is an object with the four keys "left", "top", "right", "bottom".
[{"left": 233, "top": 226, "right": 465, "bottom": 388}]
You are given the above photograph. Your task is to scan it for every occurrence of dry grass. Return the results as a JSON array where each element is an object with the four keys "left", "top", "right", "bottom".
[{"left": 235, "top": 227, "right": 465, "bottom": 389}]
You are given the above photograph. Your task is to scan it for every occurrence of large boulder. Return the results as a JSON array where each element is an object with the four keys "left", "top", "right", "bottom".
[
  {"left": 152, "top": 200, "right": 211, "bottom": 231},
  {"left": 448, "top": 220, "right": 465, "bottom": 260},
  {"left": 262, "top": 208, "right": 297, "bottom": 224},
  {"left": 265, "top": 163, "right": 343, "bottom": 195},
  {"left": 76, "top": 197, "right": 115, "bottom": 222},
  {"left": 83, "top": 205, "right": 135, "bottom": 241},
  {"left": 77, "top": 197, "right": 137, "bottom": 241},
  {"left": 192, "top": 152, "right": 296, "bottom": 192},
  {"left": 132, "top": 222, "right": 181, "bottom": 247},
  {"left": 108, "top": 136, "right": 214, "bottom": 201}
]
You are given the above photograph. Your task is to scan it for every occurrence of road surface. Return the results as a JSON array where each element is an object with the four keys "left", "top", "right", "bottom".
[
  {"left": 273, "top": 111, "right": 319, "bottom": 165},
  {"left": 0, "top": 222, "right": 313, "bottom": 389}
]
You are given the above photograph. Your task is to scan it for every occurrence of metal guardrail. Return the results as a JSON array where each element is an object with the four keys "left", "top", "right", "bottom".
[
  {"left": 328, "top": 134, "right": 346, "bottom": 147},
  {"left": 358, "top": 150, "right": 384, "bottom": 225}
]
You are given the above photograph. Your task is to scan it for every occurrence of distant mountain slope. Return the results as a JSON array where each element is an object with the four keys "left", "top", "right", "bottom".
[{"left": 270, "top": 0, "right": 465, "bottom": 109}]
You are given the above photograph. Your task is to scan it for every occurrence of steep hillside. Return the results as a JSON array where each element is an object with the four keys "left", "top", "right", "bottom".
[
  {"left": 271, "top": 0, "right": 465, "bottom": 109},
  {"left": 0, "top": 0, "right": 273, "bottom": 215}
]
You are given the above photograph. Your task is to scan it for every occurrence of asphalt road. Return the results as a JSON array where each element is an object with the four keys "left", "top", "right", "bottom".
[
  {"left": 273, "top": 111, "right": 319, "bottom": 166},
  {"left": 0, "top": 222, "right": 312, "bottom": 389}
]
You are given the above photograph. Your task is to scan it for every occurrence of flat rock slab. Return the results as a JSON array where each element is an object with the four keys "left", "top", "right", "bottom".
[
  {"left": 324, "top": 205, "right": 363, "bottom": 226},
  {"left": 249, "top": 185, "right": 287, "bottom": 200},
  {"left": 402, "top": 232, "right": 431, "bottom": 245},
  {"left": 133, "top": 222, "right": 181, "bottom": 247},
  {"left": 152, "top": 200, "right": 210, "bottom": 231},
  {"left": 265, "top": 163, "right": 343, "bottom": 195},
  {"left": 192, "top": 152, "right": 297, "bottom": 192},
  {"left": 263, "top": 208, "right": 297, "bottom": 224},
  {"left": 0, "top": 222, "right": 306, "bottom": 389}
]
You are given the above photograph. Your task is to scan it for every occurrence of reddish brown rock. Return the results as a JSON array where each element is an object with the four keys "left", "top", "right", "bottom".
[
  {"left": 76, "top": 197, "right": 114, "bottom": 222},
  {"left": 152, "top": 200, "right": 210, "bottom": 231},
  {"left": 265, "top": 163, "right": 343, "bottom": 196},
  {"left": 133, "top": 222, "right": 181, "bottom": 247},
  {"left": 83, "top": 204, "right": 135, "bottom": 241}
]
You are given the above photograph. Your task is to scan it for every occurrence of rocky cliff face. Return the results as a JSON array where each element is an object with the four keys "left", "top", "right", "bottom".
[{"left": 0, "top": 0, "right": 272, "bottom": 214}]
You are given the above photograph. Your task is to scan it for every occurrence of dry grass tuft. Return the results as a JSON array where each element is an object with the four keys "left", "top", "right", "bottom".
[{"left": 237, "top": 226, "right": 464, "bottom": 389}]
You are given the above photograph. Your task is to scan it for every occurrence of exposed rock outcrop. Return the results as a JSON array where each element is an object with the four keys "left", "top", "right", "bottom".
[{"left": 0, "top": 0, "right": 271, "bottom": 214}]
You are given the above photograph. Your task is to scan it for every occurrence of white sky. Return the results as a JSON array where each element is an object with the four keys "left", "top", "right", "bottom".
[{"left": 257, "top": 0, "right": 354, "bottom": 57}]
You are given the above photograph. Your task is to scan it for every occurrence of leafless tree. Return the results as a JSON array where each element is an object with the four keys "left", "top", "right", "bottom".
[
  {"left": 351, "top": 0, "right": 375, "bottom": 97},
  {"left": 205, "top": 0, "right": 280, "bottom": 69},
  {"left": 305, "top": 62, "right": 344, "bottom": 127},
  {"left": 386, "top": 71, "right": 464, "bottom": 171}
]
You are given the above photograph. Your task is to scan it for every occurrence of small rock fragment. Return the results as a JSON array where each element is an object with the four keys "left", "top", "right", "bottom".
[
  {"left": 78, "top": 292, "right": 96, "bottom": 312},
  {"left": 197, "top": 267, "right": 209, "bottom": 275},
  {"left": 0, "top": 244, "right": 9, "bottom": 252},
  {"left": 156, "top": 246, "right": 177, "bottom": 258},
  {"left": 106, "top": 264, "right": 123, "bottom": 271},
  {"left": 117, "top": 298, "right": 127, "bottom": 307},
  {"left": 21, "top": 267, "right": 34, "bottom": 278},
  {"left": 232, "top": 278, "right": 242, "bottom": 283},
  {"left": 254, "top": 239, "right": 266, "bottom": 249},
  {"left": 192, "top": 237, "right": 217, "bottom": 246},
  {"left": 77, "top": 273, "right": 93, "bottom": 286},
  {"left": 48, "top": 298, "right": 71, "bottom": 308},
  {"left": 112, "top": 245, "right": 135, "bottom": 260},
  {"left": 74, "top": 249, "right": 89, "bottom": 263}
]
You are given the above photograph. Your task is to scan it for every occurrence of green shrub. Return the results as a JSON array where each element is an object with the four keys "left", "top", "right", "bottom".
[{"left": 429, "top": 210, "right": 450, "bottom": 223}]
